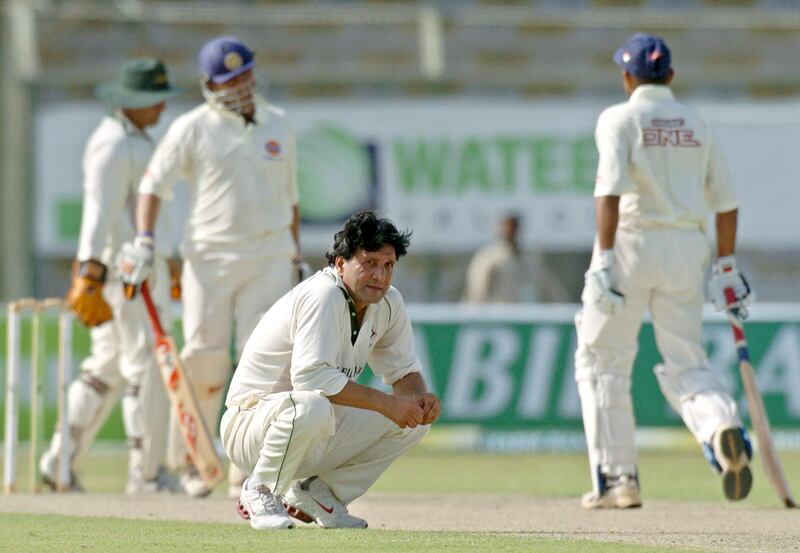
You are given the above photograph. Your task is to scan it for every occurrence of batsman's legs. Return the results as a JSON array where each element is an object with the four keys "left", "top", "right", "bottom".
[
  {"left": 173, "top": 255, "right": 235, "bottom": 495},
  {"left": 650, "top": 276, "right": 751, "bottom": 500}
]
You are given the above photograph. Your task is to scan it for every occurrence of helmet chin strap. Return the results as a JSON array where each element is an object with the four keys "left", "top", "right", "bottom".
[{"left": 201, "top": 76, "right": 257, "bottom": 116}]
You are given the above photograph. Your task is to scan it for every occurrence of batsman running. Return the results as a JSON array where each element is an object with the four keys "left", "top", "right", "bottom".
[
  {"left": 118, "top": 36, "right": 303, "bottom": 497},
  {"left": 40, "top": 59, "right": 183, "bottom": 494},
  {"left": 574, "top": 33, "right": 754, "bottom": 509},
  {"left": 220, "top": 211, "right": 440, "bottom": 530}
]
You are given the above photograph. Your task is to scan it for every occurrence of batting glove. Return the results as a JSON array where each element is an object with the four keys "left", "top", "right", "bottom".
[
  {"left": 117, "top": 235, "right": 155, "bottom": 299},
  {"left": 585, "top": 249, "right": 625, "bottom": 316},
  {"left": 708, "top": 255, "right": 752, "bottom": 319}
]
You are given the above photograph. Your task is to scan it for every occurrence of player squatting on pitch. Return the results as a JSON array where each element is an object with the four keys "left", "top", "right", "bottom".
[
  {"left": 118, "top": 36, "right": 303, "bottom": 498},
  {"left": 574, "top": 33, "right": 754, "bottom": 509},
  {"left": 220, "top": 211, "right": 441, "bottom": 530},
  {"left": 40, "top": 59, "right": 183, "bottom": 494}
]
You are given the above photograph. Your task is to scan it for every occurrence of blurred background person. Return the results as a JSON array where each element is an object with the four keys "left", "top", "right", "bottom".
[
  {"left": 463, "top": 213, "right": 530, "bottom": 304},
  {"left": 40, "top": 58, "right": 182, "bottom": 494}
]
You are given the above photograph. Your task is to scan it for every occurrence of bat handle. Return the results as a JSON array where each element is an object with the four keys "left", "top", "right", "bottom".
[{"left": 140, "top": 281, "right": 166, "bottom": 339}]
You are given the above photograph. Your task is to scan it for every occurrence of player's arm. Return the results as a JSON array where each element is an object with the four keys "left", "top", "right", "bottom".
[
  {"left": 119, "top": 122, "right": 188, "bottom": 296},
  {"left": 67, "top": 141, "right": 128, "bottom": 326},
  {"left": 328, "top": 380, "right": 425, "bottom": 429},
  {"left": 595, "top": 195, "right": 620, "bottom": 250},
  {"left": 136, "top": 192, "right": 161, "bottom": 236},
  {"left": 705, "top": 133, "right": 750, "bottom": 315}
]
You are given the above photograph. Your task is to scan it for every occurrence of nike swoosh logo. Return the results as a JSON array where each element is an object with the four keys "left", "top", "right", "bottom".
[{"left": 314, "top": 498, "right": 334, "bottom": 513}]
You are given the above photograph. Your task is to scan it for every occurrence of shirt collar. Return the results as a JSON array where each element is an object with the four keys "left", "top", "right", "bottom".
[
  {"left": 114, "top": 110, "right": 151, "bottom": 141},
  {"left": 629, "top": 84, "right": 674, "bottom": 103}
]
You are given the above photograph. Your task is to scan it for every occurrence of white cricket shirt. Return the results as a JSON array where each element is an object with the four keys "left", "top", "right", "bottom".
[
  {"left": 139, "top": 97, "right": 299, "bottom": 258},
  {"left": 77, "top": 113, "right": 172, "bottom": 264},
  {"left": 594, "top": 85, "right": 738, "bottom": 232},
  {"left": 226, "top": 267, "right": 423, "bottom": 407}
]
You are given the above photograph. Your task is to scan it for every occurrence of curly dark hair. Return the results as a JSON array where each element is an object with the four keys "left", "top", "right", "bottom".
[{"left": 325, "top": 211, "right": 412, "bottom": 266}]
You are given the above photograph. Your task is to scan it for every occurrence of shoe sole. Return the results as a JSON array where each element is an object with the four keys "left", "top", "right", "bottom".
[
  {"left": 237, "top": 499, "right": 251, "bottom": 520},
  {"left": 718, "top": 427, "right": 753, "bottom": 501},
  {"left": 283, "top": 503, "right": 315, "bottom": 524}
]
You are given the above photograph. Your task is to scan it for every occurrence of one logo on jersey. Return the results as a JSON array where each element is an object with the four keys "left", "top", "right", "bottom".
[
  {"left": 264, "top": 140, "right": 281, "bottom": 159},
  {"left": 369, "top": 328, "right": 378, "bottom": 347},
  {"left": 643, "top": 124, "right": 700, "bottom": 148}
]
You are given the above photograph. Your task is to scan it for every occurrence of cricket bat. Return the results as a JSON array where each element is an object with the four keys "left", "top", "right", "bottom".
[
  {"left": 724, "top": 289, "right": 796, "bottom": 508},
  {"left": 140, "top": 281, "right": 225, "bottom": 488}
]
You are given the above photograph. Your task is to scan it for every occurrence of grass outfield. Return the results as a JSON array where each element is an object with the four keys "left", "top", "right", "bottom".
[
  {"left": 0, "top": 514, "right": 705, "bottom": 553},
  {"left": 3, "top": 431, "right": 799, "bottom": 552}
]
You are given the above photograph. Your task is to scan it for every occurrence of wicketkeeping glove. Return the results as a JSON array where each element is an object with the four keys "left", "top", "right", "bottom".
[
  {"left": 66, "top": 259, "right": 113, "bottom": 327},
  {"left": 708, "top": 255, "right": 752, "bottom": 320},
  {"left": 117, "top": 235, "right": 155, "bottom": 299},
  {"left": 584, "top": 249, "right": 625, "bottom": 316}
]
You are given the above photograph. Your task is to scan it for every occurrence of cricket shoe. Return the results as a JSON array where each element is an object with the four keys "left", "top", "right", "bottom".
[
  {"left": 126, "top": 466, "right": 184, "bottom": 495},
  {"left": 706, "top": 425, "right": 753, "bottom": 501},
  {"left": 282, "top": 476, "right": 368, "bottom": 528},
  {"left": 180, "top": 466, "right": 214, "bottom": 498},
  {"left": 581, "top": 474, "right": 642, "bottom": 509},
  {"left": 39, "top": 450, "right": 83, "bottom": 492},
  {"left": 237, "top": 478, "right": 294, "bottom": 530}
]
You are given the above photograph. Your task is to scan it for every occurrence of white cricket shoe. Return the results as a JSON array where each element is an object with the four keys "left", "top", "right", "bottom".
[
  {"left": 126, "top": 466, "right": 184, "bottom": 495},
  {"left": 237, "top": 478, "right": 294, "bottom": 530},
  {"left": 713, "top": 425, "right": 753, "bottom": 501},
  {"left": 180, "top": 466, "right": 214, "bottom": 498},
  {"left": 581, "top": 474, "right": 642, "bottom": 509},
  {"left": 39, "top": 450, "right": 83, "bottom": 492},
  {"left": 282, "top": 476, "right": 368, "bottom": 528}
]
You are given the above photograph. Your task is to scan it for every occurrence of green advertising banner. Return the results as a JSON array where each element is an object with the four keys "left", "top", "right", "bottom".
[{"left": 2, "top": 306, "right": 800, "bottom": 441}]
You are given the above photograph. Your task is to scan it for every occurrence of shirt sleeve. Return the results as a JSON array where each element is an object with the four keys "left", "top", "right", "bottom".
[
  {"left": 289, "top": 287, "right": 350, "bottom": 396},
  {"left": 593, "top": 108, "right": 634, "bottom": 197},
  {"left": 139, "top": 118, "right": 192, "bottom": 201},
  {"left": 368, "top": 292, "right": 423, "bottom": 386},
  {"left": 704, "top": 132, "right": 738, "bottom": 213},
  {"left": 76, "top": 138, "right": 129, "bottom": 261}
]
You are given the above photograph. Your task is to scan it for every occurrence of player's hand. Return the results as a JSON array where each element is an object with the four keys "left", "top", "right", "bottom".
[
  {"left": 117, "top": 235, "right": 155, "bottom": 299},
  {"left": 167, "top": 257, "right": 182, "bottom": 301},
  {"left": 708, "top": 255, "right": 752, "bottom": 320},
  {"left": 584, "top": 249, "right": 625, "bottom": 315},
  {"left": 416, "top": 393, "right": 441, "bottom": 425},
  {"left": 384, "top": 394, "right": 425, "bottom": 429},
  {"left": 66, "top": 259, "right": 113, "bottom": 326}
]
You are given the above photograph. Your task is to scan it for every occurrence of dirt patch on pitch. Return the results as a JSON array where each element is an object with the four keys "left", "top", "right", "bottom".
[{"left": 1, "top": 492, "right": 797, "bottom": 552}]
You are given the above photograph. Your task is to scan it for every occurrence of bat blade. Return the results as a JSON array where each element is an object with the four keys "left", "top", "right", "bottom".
[
  {"left": 739, "top": 359, "right": 796, "bottom": 508},
  {"left": 154, "top": 335, "right": 225, "bottom": 488}
]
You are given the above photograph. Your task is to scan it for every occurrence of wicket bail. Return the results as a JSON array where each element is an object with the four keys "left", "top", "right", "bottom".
[{"left": 3, "top": 298, "right": 73, "bottom": 494}]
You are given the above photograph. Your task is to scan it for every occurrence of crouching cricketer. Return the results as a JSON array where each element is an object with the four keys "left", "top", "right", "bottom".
[{"left": 220, "top": 211, "right": 440, "bottom": 529}]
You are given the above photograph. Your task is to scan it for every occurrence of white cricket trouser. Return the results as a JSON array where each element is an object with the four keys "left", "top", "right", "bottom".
[
  {"left": 168, "top": 248, "right": 293, "bottom": 476},
  {"left": 45, "top": 259, "right": 171, "bottom": 480},
  {"left": 575, "top": 227, "right": 741, "bottom": 488},
  {"left": 220, "top": 391, "right": 429, "bottom": 502}
]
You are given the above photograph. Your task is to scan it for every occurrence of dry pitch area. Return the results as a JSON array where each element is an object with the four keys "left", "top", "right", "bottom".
[{"left": 1, "top": 492, "right": 797, "bottom": 552}]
